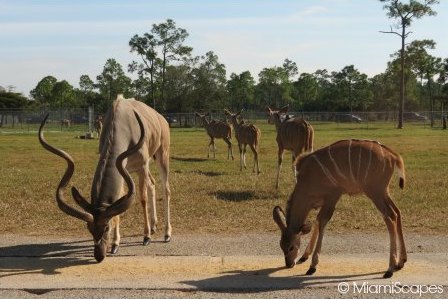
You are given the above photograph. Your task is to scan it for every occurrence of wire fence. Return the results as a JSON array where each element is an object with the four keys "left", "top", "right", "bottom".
[{"left": 0, "top": 108, "right": 446, "bottom": 131}]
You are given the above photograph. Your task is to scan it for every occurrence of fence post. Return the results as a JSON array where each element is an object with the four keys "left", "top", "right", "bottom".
[{"left": 89, "top": 106, "right": 94, "bottom": 133}]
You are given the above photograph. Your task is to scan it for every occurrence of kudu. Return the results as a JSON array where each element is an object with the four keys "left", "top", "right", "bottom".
[
  {"left": 266, "top": 105, "right": 314, "bottom": 188},
  {"left": 273, "top": 139, "right": 407, "bottom": 278},
  {"left": 39, "top": 95, "right": 172, "bottom": 262},
  {"left": 61, "top": 119, "right": 71, "bottom": 128},
  {"left": 224, "top": 109, "right": 261, "bottom": 174},
  {"left": 94, "top": 115, "right": 103, "bottom": 137},
  {"left": 195, "top": 112, "right": 234, "bottom": 160}
]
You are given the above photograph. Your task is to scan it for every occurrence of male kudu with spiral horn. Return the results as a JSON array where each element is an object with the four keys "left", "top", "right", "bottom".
[{"left": 39, "top": 95, "right": 172, "bottom": 262}]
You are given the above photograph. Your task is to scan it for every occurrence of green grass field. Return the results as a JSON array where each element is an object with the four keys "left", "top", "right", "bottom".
[{"left": 0, "top": 121, "right": 446, "bottom": 238}]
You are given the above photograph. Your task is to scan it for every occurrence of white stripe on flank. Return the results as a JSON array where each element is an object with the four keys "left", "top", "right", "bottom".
[
  {"left": 364, "top": 141, "right": 374, "bottom": 183},
  {"left": 348, "top": 140, "right": 355, "bottom": 182},
  {"left": 357, "top": 143, "right": 362, "bottom": 180},
  {"left": 328, "top": 144, "right": 347, "bottom": 180},
  {"left": 312, "top": 155, "right": 337, "bottom": 186},
  {"left": 379, "top": 144, "right": 386, "bottom": 174}
]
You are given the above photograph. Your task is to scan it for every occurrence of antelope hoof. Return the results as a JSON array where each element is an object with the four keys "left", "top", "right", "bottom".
[
  {"left": 164, "top": 235, "right": 171, "bottom": 243},
  {"left": 305, "top": 267, "right": 316, "bottom": 275},
  {"left": 143, "top": 236, "right": 151, "bottom": 246},
  {"left": 298, "top": 256, "right": 308, "bottom": 263},
  {"left": 111, "top": 244, "right": 119, "bottom": 254},
  {"left": 383, "top": 271, "right": 393, "bottom": 279}
]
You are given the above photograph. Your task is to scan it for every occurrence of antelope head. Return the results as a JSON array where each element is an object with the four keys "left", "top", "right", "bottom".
[
  {"left": 223, "top": 109, "right": 244, "bottom": 124},
  {"left": 266, "top": 105, "right": 289, "bottom": 125},
  {"left": 38, "top": 111, "right": 145, "bottom": 262},
  {"left": 195, "top": 112, "right": 204, "bottom": 124},
  {"left": 195, "top": 112, "right": 210, "bottom": 127},
  {"left": 273, "top": 206, "right": 311, "bottom": 268}
]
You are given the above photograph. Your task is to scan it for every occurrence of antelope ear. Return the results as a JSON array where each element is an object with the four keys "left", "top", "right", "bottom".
[
  {"left": 273, "top": 206, "right": 286, "bottom": 232},
  {"left": 298, "top": 221, "right": 312, "bottom": 235},
  {"left": 224, "top": 109, "right": 231, "bottom": 116},
  {"left": 194, "top": 112, "right": 200, "bottom": 116},
  {"left": 265, "top": 106, "right": 272, "bottom": 113},
  {"left": 279, "top": 105, "right": 289, "bottom": 114}
]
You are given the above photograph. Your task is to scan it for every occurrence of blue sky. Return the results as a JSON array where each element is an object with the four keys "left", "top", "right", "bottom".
[{"left": 1, "top": 0, "right": 447, "bottom": 96}]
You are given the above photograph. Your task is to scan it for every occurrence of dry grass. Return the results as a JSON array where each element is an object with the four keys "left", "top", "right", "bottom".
[{"left": 0, "top": 121, "right": 446, "bottom": 238}]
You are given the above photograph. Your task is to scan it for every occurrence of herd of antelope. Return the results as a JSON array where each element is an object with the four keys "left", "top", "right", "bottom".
[{"left": 39, "top": 95, "right": 407, "bottom": 279}]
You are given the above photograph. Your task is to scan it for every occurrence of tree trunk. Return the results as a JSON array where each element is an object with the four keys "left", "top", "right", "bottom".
[
  {"left": 398, "top": 23, "right": 406, "bottom": 129},
  {"left": 161, "top": 51, "right": 167, "bottom": 111},
  {"left": 428, "top": 77, "right": 434, "bottom": 127},
  {"left": 150, "top": 69, "right": 155, "bottom": 108}
]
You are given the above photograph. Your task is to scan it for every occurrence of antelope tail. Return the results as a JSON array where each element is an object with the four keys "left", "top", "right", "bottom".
[
  {"left": 395, "top": 155, "right": 406, "bottom": 189},
  {"left": 303, "top": 121, "right": 313, "bottom": 152}
]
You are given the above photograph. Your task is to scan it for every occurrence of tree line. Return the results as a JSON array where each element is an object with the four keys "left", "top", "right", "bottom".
[{"left": 2, "top": 1, "right": 447, "bottom": 127}]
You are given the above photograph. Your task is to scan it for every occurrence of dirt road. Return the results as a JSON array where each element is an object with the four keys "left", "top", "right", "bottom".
[{"left": 0, "top": 232, "right": 447, "bottom": 298}]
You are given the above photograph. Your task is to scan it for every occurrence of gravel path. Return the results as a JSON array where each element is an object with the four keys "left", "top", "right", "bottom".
[
  {"left": 0, "top": 232, "right": 446, "bottom": 298},
  {"left": 1, "top": 231, "right": 447, "bottom": 257}
]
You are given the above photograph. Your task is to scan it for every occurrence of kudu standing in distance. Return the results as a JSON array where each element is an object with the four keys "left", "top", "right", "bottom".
[
  {"left": 61, "top": 119, "right": 71, "bottom": 128},
  {"left": 224, "top": 109, "right": 261, "bottom": 174},
  {"left": 273, "top": 139, "right": 407, "bottom": 278},
  {"left": 195, "top": 112, "right": 234, "bottom": 160},
  {"left": 266, "top": 105, "right": 314, "bottom": 188},
  {"left": 94, "top": 115, "right": 103, "bottom": 138},
  {"left": 39, "top": 95, "right": 172, "bottom": 262}
]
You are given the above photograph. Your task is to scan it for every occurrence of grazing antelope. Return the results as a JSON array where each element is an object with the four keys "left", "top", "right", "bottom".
[
  {"left": 273, "top": 139, "right": 407, "bottom": 278},
  {"left": 224, "top": 109, "right": 261, "bottom": 174},
  {"left": 94, "top": 115, "right": 103, "bottom": 138},
  {"left": 195, "top": 112, "right": 234, "bottom": 160},
  {"left": 39, "top": 95, "right": 172, "bottom": 262},
  {"left": 266, "top": 105, "right": 314, "bottom": 188}
]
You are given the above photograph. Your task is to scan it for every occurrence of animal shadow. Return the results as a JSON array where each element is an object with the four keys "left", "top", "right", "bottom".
[
  {"left": 174, "top": 170, "right": 225, "bottom": 177},
  {"left": 0, "top": 240, "right": 95, "bottom": 278},
  {"left": 212, "top": 190, "right": 256, "bottom": 202},
  {"left": 196, "top": 170, "right": 224, "bottom": 177},
  {"left": 171, "top": 156, "right": 208, "bottom": 162},
  {"left": 181, "top": 267, "right": 384, "bottom": 293}
]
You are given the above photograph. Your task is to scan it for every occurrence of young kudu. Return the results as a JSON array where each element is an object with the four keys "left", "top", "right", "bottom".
[
  {"left": 39, "top": 95, "right": 172, "bottom": 262},
  {"left": 224, "top": 109, "right": 261, "bottom": 174},
  {"left": 195, "top": 112, "right": 234, "bottom": 160},
  {"left": 266, "top": 105, "right": 314, "bottom": 188},
  {"left": 273, "top": 139, "right": 407, "bottom": 278}
]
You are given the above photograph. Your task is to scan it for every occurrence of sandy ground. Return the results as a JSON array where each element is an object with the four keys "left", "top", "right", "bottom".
[{"left": 0, "top": 231, "right": 447, "bottom": 298}]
